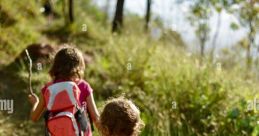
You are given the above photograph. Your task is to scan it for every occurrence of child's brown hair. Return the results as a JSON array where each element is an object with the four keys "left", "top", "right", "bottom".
[
  {"left": 100, "top": 97, "right": 144, "bottom": 136},
  {"left": 49, "top": 46, "right": 85, "bottom": 80}
]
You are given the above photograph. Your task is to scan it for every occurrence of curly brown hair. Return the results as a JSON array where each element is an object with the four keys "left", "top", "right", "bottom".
[
  {"left": 100, "top": 97, "right": 145, "bottom": 136},
  {"left": 49, "top": 47, "right": 85, "bottom": 80}
]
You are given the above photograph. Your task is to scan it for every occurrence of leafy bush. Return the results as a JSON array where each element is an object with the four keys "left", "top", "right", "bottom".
[
  {"left": 0, "top": 0, "right": 258, "bottom": 136},
  {"left": 85, "top": 33, "right": 258, "bottom": 135}
]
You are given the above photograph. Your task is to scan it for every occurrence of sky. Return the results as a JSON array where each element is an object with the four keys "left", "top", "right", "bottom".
[{"left": 92, "top": 0, "right": 257, "bottom": 54}]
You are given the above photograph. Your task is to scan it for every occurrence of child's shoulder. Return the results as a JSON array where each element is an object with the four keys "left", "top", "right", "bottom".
[
  {"left": 41, "top": 81, "right": 53, "bottom": 94},
  {"left": 77, "top": 79, "right": 90, "bottom": 86},
  {"left": 77, "top": 79, "right": 93, "bottom": 93}
]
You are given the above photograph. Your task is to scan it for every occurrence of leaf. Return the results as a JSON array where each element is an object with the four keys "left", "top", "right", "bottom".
[
  {"left": 230, "top": 22, "right": 239, "bottom": 30},
  {"left": 252, "top": 125, "right": 259, "bottom": 136},
  {"left": 228, "top": 108, "right": 240, "bottom": 119},
  {"left": 215, "top": 6, "right": 222, "bottom": 13}
]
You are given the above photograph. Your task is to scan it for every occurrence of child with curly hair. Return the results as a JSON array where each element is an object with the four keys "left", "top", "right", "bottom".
[{"left": 100, "top": 97, "right": 145, "bottom": 136}]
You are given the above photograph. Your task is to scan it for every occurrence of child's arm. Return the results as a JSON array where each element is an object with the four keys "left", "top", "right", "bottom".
[
  {"left": 28, "top": 93, "right": 45, "bottom": 122},
  {"left": 86, "top": 93, "right": 100, "bottom": 127}
]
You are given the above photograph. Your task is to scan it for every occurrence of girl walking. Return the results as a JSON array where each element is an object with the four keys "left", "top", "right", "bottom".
[{"left": 28, "top": 46, "right": 99, "bottom": 136}]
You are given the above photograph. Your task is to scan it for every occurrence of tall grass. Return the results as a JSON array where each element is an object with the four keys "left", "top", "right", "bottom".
[
  {"left": 85, "top": 32, "right": 259, "bottom": 135},
  {"left": 0, "top": 0, "right": 258, "bottom": 135}
]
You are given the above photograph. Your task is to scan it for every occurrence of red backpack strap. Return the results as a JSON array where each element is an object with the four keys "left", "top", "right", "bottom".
[{"left": 47, "top": 111, "right": 80, "bottom": 136}]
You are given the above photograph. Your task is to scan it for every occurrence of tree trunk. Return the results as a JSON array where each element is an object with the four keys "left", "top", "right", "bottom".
[
  {"left": 247, "top": 40, "right": 251, "bottom": 69},
  {"left": 247, "top": 21, "right": 255, "bottom": 69},
  {"left": 112, "top": 0, "right": 125, "bottom": 32},
  {"left": 210, "top": 12, "right": 222, "bottom": 62},
  {"left": 104, "top": 0, "right": 110, "bottom": 22},
  {"left": 199, "top": 26, "right": 207, "bottom": 59},
  {"left": 145, "top": 0, "right": 152, "bottom": 31},
  {"left": 68, "top": 0, "right": 74, "bottom": 23},
  {"left": 201, "top": 40, "right": 205, "bottom": 58},
  {"left": 62, "top": 0, "right": 68, "bottom": 24}
]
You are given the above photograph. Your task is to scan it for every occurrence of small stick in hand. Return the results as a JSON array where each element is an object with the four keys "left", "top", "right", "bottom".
[{"left": 25, "top": 49, "right": 34, "bottom": 95}]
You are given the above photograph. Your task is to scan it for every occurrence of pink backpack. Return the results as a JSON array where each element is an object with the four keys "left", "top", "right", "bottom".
[{"left": 43, "top": 81, "right": 86, "bottom": 136}]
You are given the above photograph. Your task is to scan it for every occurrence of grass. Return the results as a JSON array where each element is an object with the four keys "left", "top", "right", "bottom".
[{"left": 0, "top": 0, "right": 258, "bottom": 136}]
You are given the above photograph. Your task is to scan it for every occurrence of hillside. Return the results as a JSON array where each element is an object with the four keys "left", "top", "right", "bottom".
[{"left": 0, "top": 0, "right": 258, "bottom": 136}]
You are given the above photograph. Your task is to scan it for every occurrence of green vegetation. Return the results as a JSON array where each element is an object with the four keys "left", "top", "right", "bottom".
[{"left": 0, "top": 0, "right": 258, "bottom": 136}]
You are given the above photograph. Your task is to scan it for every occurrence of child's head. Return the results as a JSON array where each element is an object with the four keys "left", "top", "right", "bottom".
[
  {"left": 49, "top": 47, "right": 85, "bottom": 80},
  {"left": 100, "top": 97, "right": 144, "bottom": 136}
]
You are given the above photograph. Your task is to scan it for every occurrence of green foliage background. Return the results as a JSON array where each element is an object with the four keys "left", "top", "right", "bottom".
[{"left": 0, "top": 0, "right": 258, "bottom": 136}]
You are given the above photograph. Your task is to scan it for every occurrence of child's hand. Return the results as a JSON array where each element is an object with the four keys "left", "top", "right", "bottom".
[{"left": 28, "top": 93, "right": 39, "bottom": 105}]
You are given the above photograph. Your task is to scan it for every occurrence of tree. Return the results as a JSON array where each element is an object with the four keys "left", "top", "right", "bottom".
[
  {"left": 68, "top": 0, "right": 74, "bottom": 23},
  {"left": 209, "top": 0, "right": 231, "bottom": 62},
  {"left": 145, "top": 0, "right": 152, "bottom": 31},
  {"left": 209, "top": 0, "right": 224, "bottom": 61},
  {"left": 188, "top": 0, "right": 212, "bottom": 59},
  {"left": 60, "top": 0, "right": 73, "bottom": 24},
  {"left": 230, "top": 0, "right": 258, "bottom": 68},
  {"left": 104, "top": 0, "right": 111, "bottom": 23},
  {"left": 210, "top": 11, "right": 221, "bottom": 61},
  {"left": 112, "top": 0, "right": 125, "bottom": 32}
]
